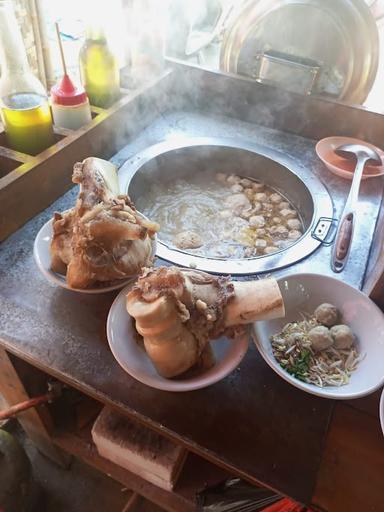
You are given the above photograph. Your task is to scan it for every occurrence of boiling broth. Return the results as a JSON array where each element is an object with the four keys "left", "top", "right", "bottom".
[{"left": 137, "top": 173, "right": 304, "bottom": 259}]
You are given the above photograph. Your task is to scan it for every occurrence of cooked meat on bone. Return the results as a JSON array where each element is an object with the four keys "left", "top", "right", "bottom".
[
  {"left": 126, "top": 266, "right": 285, "bottom": 378},
  {"left": 50, "top": 157, "right": 159, "bottom": 288}
]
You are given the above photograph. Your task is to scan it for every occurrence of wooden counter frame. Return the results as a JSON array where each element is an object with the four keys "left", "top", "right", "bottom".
[{"left": 0, "top": 340, "right": 383, "bottom": 512}]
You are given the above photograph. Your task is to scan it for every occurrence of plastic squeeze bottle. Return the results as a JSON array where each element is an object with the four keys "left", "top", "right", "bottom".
[
  {"left": 51, "top": 74, "right": 92, "bottom": 130},
  {"left": 50, "top": 23, "right": 92, "bottom": 130}
]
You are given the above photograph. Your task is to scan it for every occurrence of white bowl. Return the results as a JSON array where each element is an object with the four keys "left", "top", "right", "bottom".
[
  {"left": 34, "top": 216, "right": 156, "bottom": 294},
  {"left": 380, "top": 388, "right": 384, "bottom": 435},
  {"left": 107, "top": 284, "right": 249, "bottom": 392},
  {"left": 252, "top": 273, "right": 384, "bottom": 399}
]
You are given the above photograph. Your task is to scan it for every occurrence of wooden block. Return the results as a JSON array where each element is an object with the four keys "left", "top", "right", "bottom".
[{"left": 92, "top": 407, "right": 187, "bottom": 491}]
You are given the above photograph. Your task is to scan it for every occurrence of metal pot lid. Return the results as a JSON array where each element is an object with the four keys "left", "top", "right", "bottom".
[{"left": 220, "top": 0, "right": 379, "bottom": 103}]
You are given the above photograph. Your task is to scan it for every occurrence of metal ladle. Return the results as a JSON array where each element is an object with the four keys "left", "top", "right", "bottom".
[{"left": 331, "top": 143, "right": 382, "bottom": 273}]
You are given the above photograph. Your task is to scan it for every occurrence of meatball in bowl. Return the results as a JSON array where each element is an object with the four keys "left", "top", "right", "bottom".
[{"left": 252, "top": 273, "right": 384, "bottom": 399}]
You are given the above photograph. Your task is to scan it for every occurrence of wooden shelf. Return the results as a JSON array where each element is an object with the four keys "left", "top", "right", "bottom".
[
  {"left": 52, "top": 425, "right": 230, "bottom": 512},
  {"left": 0, "top": 69, "right": 173, "bottom": 240}
]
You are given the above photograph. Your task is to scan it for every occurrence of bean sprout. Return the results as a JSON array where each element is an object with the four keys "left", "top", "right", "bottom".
[{"left": 270, "top": 316, "right": 361, "bottom": 387}]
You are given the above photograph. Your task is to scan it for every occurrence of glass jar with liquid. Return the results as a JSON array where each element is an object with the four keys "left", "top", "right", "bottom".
[
  {"left": 79, "top": 24, "right": 120, "bottom": 109},
  {"left": 0, "top": 0, "right": 54, "bottom": 155}
]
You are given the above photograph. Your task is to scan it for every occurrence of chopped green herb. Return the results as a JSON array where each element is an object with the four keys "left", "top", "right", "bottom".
[
  {"left": 270, "top": 315, "right": 360, "bottom": 387},
  {"left": 286, "top": 349, "right": 310, "bottom": 381}
]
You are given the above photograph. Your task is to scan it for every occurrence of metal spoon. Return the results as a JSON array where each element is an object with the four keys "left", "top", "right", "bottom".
[{"left": 331, "top": 143, "right": 382, "bottom": 273}]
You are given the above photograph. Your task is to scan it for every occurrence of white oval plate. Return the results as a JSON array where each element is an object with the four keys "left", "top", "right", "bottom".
[
  {"left": 252, "top": 273, "right": 384, "bottom": 400},
  {"left": 34, "top": 216, "right": 156, "bottom": 294},
  {"left": 107, "top": 284, "right": 249, "bottom": 391},
  {"left": 380, "top": 388, "right": 384, "bottom": 436}
]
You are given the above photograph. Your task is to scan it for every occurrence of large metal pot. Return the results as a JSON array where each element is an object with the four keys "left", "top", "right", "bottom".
[
  {"left": 220, "top": 0, "right": 379, "bottom": 103},
  {"left": 119, "top": 137, "right": 333, "bottom": 275}
]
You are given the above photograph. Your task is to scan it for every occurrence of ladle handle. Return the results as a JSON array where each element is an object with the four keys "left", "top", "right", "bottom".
[
  {"left": 331, "top": 156, "right": 367, "bottom": 273},
  {"left": 333, "top": 213, "right": 354, "bottom": 270}
]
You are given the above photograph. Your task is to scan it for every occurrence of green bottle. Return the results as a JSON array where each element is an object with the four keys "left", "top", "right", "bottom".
[{"left": 79, "top": 24, "right": 120, "bottom": 109}]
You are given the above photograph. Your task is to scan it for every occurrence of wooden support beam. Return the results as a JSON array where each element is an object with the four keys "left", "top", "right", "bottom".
[{"left": 0, "top": 347, "right": 70, "bottom": 467}]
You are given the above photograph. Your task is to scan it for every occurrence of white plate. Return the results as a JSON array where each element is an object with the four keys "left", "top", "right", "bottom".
[
  {"left": 34, "top": 216, "right": 156, "bottom": 294},
  {"left": 107, "top": 284, "right": 249, "bottom": 391},
  {"left": 380, "top": 388, "right": 384, "bottom": 436},
  {"left": 252, "top": 273, "right": 384, "bottom": 399}
]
